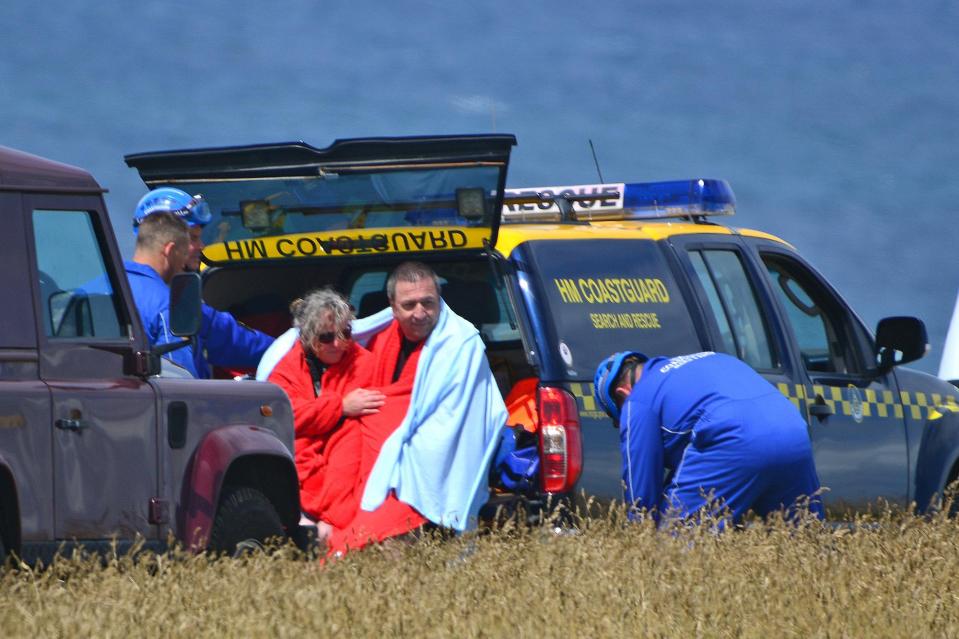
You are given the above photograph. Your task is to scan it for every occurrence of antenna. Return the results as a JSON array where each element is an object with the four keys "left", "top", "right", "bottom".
[{"left": 588, "top": 139, "right": 605, "bottom": 183}]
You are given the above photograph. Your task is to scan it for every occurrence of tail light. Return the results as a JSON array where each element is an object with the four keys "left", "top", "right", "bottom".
[{"left": 537, "top": 385, "right": 583, "bottom": 493}]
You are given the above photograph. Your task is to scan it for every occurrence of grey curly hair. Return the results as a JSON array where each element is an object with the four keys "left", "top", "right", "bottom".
[{"left": 290, "top": 288, "right": 353, "bottom": 351}]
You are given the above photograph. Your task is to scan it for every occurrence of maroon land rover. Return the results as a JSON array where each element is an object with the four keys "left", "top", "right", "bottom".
[{"left": 0, "top": 145, "right": 304, "bottom": 563}]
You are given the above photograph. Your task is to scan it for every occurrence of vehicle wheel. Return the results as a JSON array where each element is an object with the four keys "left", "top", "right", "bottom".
[{"left": 208, "top": 485, "right": 286, "bottom": 557}]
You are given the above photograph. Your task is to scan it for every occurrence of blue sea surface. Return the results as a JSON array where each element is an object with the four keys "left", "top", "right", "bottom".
[{"left": 3, "top": 0, "right": 957, "bottom": 373}]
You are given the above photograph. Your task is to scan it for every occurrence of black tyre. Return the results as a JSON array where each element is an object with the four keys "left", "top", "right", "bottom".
[{"left": 208, "top": 485, "right": 286, "bottom": 556}]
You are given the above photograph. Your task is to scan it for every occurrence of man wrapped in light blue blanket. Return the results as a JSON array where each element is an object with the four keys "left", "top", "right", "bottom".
[{"left": 356, "top": 298, "right": 507, "bottom": 531}]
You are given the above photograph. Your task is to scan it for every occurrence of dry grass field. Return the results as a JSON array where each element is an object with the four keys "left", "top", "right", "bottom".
[{"left": 2, "top": 504, "right": 958, "bottom": 638}]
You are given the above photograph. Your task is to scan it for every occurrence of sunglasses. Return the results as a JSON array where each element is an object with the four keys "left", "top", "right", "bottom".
[{"left": 316, "top": 327, "right": 352, "bottom": 344}]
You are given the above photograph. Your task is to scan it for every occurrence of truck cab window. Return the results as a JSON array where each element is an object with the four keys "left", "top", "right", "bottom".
[
  {"left": 762, "top": 255, "right": 863, "bottom": 376},
  {"left": 689, "top": 249, "right": 776, "bottom": 370},
  {"left": 32, "top": 210, "right": 124, "bottom": 339}
]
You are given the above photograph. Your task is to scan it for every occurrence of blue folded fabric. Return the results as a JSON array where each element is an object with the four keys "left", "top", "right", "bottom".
[{"left": 492, "top": 428, "right": 540, "bottom": 492}]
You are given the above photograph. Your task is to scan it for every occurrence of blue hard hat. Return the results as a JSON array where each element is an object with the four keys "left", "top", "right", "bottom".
[
  {"left": 133, "top": 187, "right": 212, "bottom": 230},
  {"left": 594, "top": 351, "right": 647, "bottom": 423}
]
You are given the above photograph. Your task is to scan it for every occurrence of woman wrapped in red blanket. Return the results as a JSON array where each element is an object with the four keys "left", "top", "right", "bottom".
[{"left": 268, "top": 289, "right": 385, "bottom": 543}]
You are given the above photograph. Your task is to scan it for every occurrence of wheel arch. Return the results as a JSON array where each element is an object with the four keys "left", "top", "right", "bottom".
[
  {"left": 912, "top": 413, "right": 959, "bottom": 512},
  {"left": 179, "top": 425, "right": 300, "bottom": 550}
]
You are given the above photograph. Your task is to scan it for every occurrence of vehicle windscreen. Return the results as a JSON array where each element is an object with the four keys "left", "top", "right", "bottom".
[
  {"left": 520, "top": 238, "right": 701, "bottom": 380},
  {"left": 171, "top": 166, "right": 502, "bottom": 248}
]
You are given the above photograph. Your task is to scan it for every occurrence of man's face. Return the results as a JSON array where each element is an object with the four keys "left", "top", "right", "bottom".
[
  {"left": 391, "top": 278, "right": 440, "bottom": 342},
  {"left": 186, "top": 226, "right": 205, "bottom": 272}
]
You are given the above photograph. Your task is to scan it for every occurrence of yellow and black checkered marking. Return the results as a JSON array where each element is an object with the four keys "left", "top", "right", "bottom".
[
  {"left": 777, "top": 383, "right": 959, "bottom": 422},
  {"left": 900, "top": 391, "right": 959, "bottom": 420},
  {"left": 776, "top": 383, "right": 806, "bottom": 411},
  {"left": 568, "top": 382, "right": 608, "bottom": 420},
  {"left": 567, "top": 380, "right": 959, "bottom": 423},
  {"left": 809, "top": 385, "right": 899, "bottom": 420}
]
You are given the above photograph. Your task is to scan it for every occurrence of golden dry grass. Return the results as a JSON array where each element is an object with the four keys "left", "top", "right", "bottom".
[{"left": 3, "top": 505, "right": 958, "bottom": 638}]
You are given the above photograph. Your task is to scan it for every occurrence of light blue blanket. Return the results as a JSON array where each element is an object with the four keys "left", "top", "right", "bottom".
[
  {"left": 360, "top": 302, "right": 507, "bottom": 532},
  {"left": 255, "top": 327, "right": 298, "bottom": 381}
]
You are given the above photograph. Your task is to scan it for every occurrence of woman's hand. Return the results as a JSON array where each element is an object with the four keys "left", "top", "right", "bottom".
[{"left": 342, "top": 388, "right": 386, "bottom": 417}]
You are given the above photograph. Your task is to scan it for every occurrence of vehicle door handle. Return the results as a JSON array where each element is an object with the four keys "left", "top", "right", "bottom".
[
  {"left": 55, "top": 418, "right": 90, "bottom": 432},
  {"left": 808, "top": 396, "right": 833, "bottom": 422}
]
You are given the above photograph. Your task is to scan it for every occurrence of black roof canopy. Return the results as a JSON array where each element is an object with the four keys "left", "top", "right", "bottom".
[{"left": 125, "top": 134, "right": 517, "bottom": 184}]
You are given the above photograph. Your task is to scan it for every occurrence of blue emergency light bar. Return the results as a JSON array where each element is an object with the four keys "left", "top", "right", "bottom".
[
  {"left": 501, "top": 179, "right": 736, "bottom": 223},
  {"left": 623, "top": 179, "right": 735, "bottom": 217}
]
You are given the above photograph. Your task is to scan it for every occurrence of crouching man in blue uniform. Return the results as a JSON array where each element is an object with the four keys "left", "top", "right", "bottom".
[
  {"left": 132, "top": 188, "right": 274, "bottom": 378},
  {"left": 593, "top": 350, "right": 823, "bottom": 524}
]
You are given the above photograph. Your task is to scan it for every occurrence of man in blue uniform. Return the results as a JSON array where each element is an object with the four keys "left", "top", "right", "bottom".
[
  {"left": 132, "top": 187, "right": 274, "bottom": 378},
  {"left": 124, "top": 211, "right": 197, "bottom": 373},
  {"left": 593, "top": 350, "right": 822, "bottom": 524}
]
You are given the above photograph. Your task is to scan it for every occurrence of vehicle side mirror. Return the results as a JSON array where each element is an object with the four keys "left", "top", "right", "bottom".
[
  {"left": 876, "top": 316, "right": 928, "bottom": 372},
  {"left": 169, "top": 272, "right": 202, "bottom": 337},
  {"left": 50, "top": 290, "right": 89, "bottom": 337}
]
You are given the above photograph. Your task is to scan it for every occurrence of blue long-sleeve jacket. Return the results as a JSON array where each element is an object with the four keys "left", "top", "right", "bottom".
[
  {"left": 191, "top": 303, "right": 275, "bottom": 379},
  {"left": 124, "top": 261, "right": 198, "bottom": 376},
  {"left": 619, "top": 351, "right": 810, "bottom": 517}
]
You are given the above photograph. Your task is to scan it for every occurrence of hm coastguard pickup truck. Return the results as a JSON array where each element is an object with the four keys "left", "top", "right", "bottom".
[{"left": 124, "top": 135, "right": 959, "bottom": 516}]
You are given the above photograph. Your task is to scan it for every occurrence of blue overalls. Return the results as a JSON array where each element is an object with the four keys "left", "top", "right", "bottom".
[{"left": 619, "top": 352, "right": 822, "bottom": 522}]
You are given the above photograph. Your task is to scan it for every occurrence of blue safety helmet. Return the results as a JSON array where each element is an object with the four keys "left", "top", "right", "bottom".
[
  {"left": 594, "top": 351, "right": 647, "bottom": 423},
  {"left": 133, "top": 187, "right": 212, "bottom": 231}
]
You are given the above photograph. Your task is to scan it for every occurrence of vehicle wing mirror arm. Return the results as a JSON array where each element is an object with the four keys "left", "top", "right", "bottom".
[
  {"left": 876, "top": 346, "right": 898, "bottom": 374},
  {"left": 153, "top": 338, "right": 192, "bottom": 357}
]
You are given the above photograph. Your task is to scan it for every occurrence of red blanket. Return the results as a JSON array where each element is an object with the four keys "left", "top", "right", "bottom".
[
  {"left": 327, "top": 321, "right": 428, "bottom": 554},
  {"left": 268, "top": 340, "right": 372, "bottom": 525}
]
